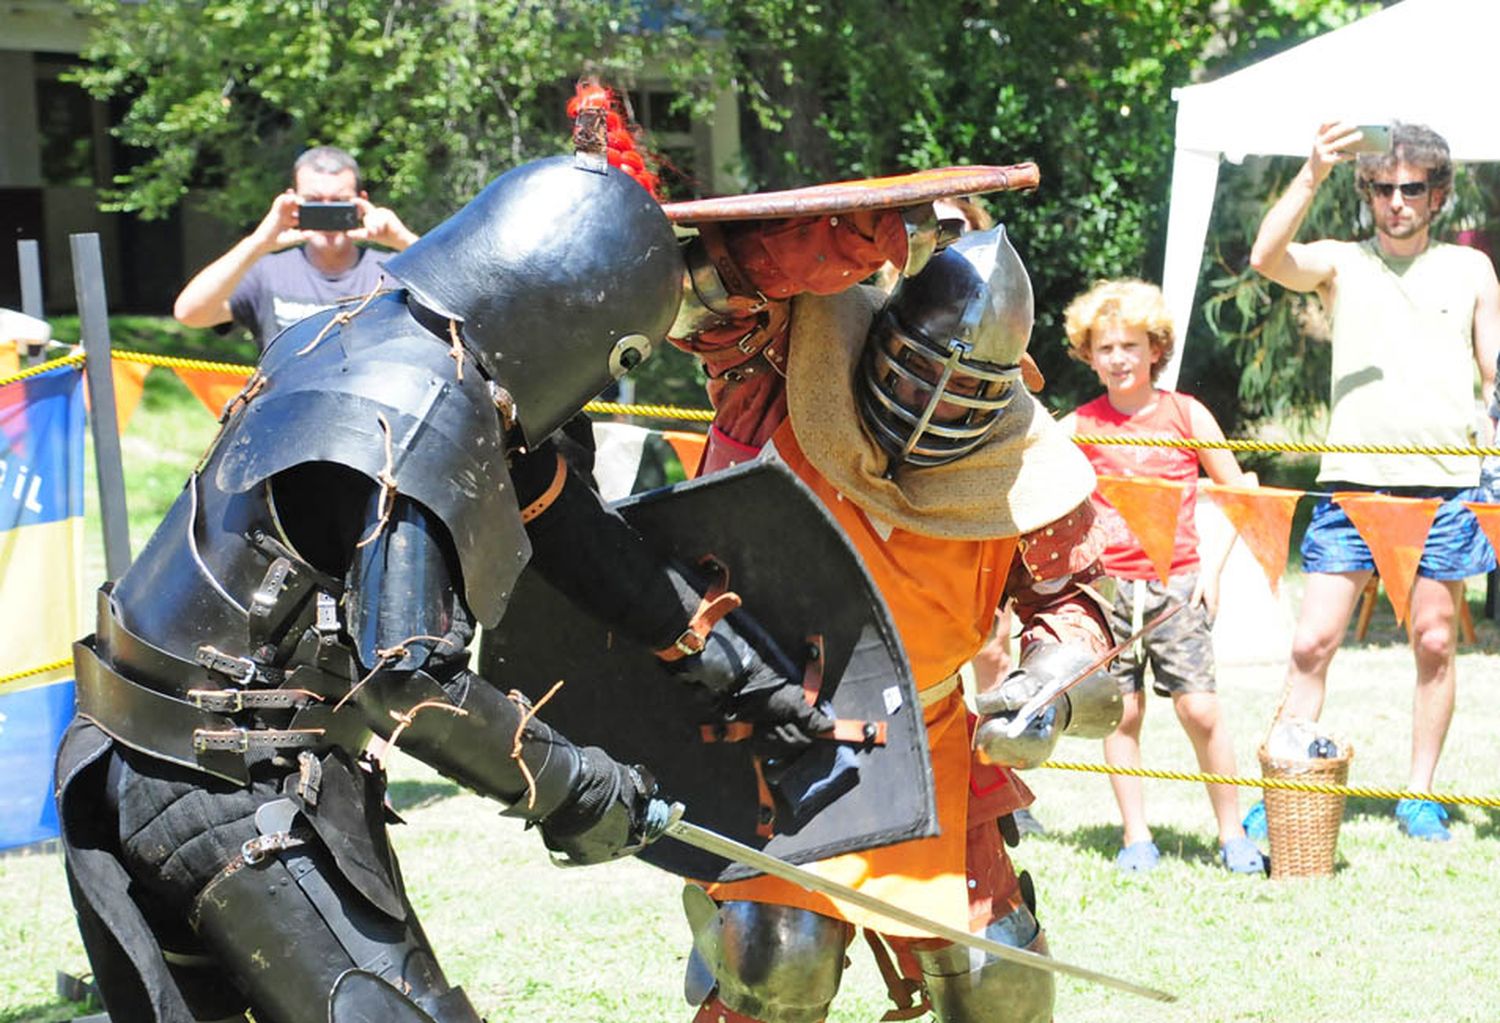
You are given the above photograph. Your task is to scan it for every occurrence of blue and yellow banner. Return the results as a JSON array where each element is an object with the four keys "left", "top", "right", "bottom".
[{"left": 0, "top": 364, "right": 86, "bottom": 850}]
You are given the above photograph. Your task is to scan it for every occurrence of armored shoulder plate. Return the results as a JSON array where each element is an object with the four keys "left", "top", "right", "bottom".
[{"left": 212, "top": 292, "right": 528, "bottom": 627}]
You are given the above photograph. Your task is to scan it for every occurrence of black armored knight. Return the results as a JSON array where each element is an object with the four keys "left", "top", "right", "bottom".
[{"left": 55, "top": 146, "right": 832, "bottom": 1023}]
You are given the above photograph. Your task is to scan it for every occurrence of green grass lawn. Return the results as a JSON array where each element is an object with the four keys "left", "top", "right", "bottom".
[{"left": 6, "top": 334, "right": 1500, "bottom": 1021}]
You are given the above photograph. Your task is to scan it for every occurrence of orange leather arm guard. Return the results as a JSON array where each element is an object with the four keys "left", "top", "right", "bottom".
[{"left": 1006, "top": 501, "right": 1111, "bottom": 656}]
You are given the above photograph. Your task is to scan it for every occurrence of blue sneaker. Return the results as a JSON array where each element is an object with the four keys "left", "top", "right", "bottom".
[
  {"left": 1242, "top": 801, "right": 1267, "bottom": 841},
  {"left": 1115, "top": 840, "right": 1160, "bottom": 874},
  {"left": 1395, "top": 798, "right": 1451, "bottom": 841}
]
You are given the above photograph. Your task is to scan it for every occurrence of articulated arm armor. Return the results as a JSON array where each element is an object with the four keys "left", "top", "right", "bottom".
[
  {"left": 974, "top": 501, "right": 1120, "bottom": 769},
  {"left": 972, "top": 643, "right": 1122, "bottom": 770},
  {"left": 346, "top": 484, "right": 666, "bottom": 864},
  {"left": 669, "top": 211, "right": 918, "bottom": 379}
]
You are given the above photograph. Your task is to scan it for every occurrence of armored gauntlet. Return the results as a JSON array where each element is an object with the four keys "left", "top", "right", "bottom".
[{"left": 973, "top": 643, "right": 1123, "bottom": 769}]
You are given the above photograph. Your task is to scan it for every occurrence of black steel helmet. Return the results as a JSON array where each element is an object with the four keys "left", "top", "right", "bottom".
[
  {"left": 387, "top": 154, "right": 684, "bottom": 445},
  {"left": 858, "top": 226, "right": 1031, "bottom": 469}
]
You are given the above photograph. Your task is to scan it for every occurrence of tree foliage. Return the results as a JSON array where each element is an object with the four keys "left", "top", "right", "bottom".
[
  {"left": 685, "top": 0, "right": 1383, "bottom": 416},
  {"left": 73, "top": 0, "right": 1391, "bottom": 421},
  {"left": 68, "top": 0, "right": 714, "bottom": 228}
]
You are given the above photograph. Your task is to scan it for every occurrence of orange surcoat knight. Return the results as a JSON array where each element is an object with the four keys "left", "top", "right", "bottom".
[{"left": 670, "top": 213, "right": 1109, "bottom": 943}]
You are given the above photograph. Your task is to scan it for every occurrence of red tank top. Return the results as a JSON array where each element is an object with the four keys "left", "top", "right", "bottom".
[{"left": 1072, "top": 391, "right": 1202, "bottom": 579}]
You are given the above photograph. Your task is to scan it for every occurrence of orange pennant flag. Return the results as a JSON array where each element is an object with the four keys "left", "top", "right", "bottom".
[
  {"left": 82, "top": 358, "right": 151, "bottom": 433},
  {"left": 110, "top": 360, "right": 150, "bottom": 433},
  {"left": 1094, "top": 475, "right": 1185, "bottom": 585},
  {"left": 1201, "top": 483, "right": 1302, "bottom": 594},
  {"left": 173, "top": 365, "right": 252, "bottom": 419},
  {"left": 1333, "top": 493, "right": 1441, "bottom": 626},
  {"left": 661, "top": 430, "right": 708, "bottom": 480},
  {"left": 1463, "top": 502, "right": 1500, "bottom": 565}
]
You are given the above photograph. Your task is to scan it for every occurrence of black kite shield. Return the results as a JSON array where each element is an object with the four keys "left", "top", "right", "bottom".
[{"left": 479, "top": 457, "right": 935, "bottom": 882}]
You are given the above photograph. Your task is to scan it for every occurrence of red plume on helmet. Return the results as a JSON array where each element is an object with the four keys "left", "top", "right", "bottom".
[{"left": 568, "top": 79, "right": 662, "bottom": 200}]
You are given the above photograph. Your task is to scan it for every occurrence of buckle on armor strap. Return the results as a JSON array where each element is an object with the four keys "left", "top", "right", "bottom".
[
  {"left": 240, "top": 829, "right": 309, "bottom": 866},
  {"left": 187, "top": 688, "right": 324, "bottom": 713},
  {"left": 196, "top": 645, "right": 284, "bottom": 687},
  {"left": 192, "top": 727, "right": 325, "bottom": 754},
  {"left": 315, "top": 591, "right": 340, "bottom": 636},
  {"left": 655, "top": 555, "right": 743, "bottom": 663},
  {"left": 188, "top": 688, "right": 243, "bottom": 713}
]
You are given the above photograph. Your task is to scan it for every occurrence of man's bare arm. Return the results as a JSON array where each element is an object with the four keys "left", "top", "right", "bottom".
[
  {"left": 1471, "top": 251, "right": 1500, "bottom": 441},
  {"left": 173, "top": 192, "right": 304, "bottom": 328},
  {"left": 1249, "top": 122, "right": 1364, "bottom": 293}
]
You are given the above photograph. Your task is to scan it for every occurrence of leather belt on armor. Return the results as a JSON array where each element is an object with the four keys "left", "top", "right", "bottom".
[
  {"left": 919, "top": 672, "right": 962, "bottom": 710},
  {"left": 79, "top": 602, "right": 342, "bottom": 785},
  {"left": 74, "top": 637, "right": 324, "bottom": 785}
]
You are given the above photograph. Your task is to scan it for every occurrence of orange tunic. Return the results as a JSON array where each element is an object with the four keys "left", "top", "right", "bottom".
[{"left": 705, "top": 422, "right": 1030, "bottom": 936}]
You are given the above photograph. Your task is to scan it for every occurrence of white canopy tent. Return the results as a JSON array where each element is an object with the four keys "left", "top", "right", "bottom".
[{"left": 1158, "top": 0, "right": 1500, "bottom": 387}]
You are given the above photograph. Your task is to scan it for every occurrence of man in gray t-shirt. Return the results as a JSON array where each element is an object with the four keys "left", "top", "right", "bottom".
[
  {"left": 228, "top": 246, "right": 393, "bottom": 350},
  {"left": 174, "top": 146, "right": 418, "bottom": 351}
]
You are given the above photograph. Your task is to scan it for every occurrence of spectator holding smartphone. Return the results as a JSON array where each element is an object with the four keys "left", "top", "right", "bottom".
[
  {"left": 1247, "top": 122, "right": 1500, "bottom": 842},
  {"left": 174, "top": 146, "right": 419, "bottom": 350},
  {"left": 1060, "top": 279, "right": 1265, "bottom": 875}
]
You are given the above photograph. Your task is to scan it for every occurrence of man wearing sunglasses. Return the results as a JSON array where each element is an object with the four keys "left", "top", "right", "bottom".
[{"left": 1249, "top": 121, "right": 1500, "bottom": 843}]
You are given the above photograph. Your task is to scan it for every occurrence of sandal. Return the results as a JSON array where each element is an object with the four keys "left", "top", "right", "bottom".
[
  {"left": 1219, "top": 836, "right": 1267, "bottom": 875},
  {"left": 1115, "top": 840, "right": 1160, "bottom": 874}
]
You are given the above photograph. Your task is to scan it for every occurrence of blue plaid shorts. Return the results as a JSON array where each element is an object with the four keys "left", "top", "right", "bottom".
[{"left": 1300, "top": 484, "right": 1496, "bottom": 581}]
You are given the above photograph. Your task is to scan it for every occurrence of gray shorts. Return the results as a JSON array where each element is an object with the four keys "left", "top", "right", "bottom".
[{"left": 1105, "top": 574, "right": 1216, "bottom": 698}]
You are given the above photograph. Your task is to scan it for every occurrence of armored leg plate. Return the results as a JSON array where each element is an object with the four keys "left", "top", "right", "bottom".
[
  {"left": 911, "top": 904, "right": 1054, "bottom": 1023},
  {"left": 191, "top": 839, "right": 478, "bottom": 1023},
  {"left": 686, "top": 899, "right": 848, "bottom": 1023}
]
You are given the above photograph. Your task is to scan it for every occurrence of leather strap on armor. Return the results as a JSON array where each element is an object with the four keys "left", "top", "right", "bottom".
[
  {"left": 76, "top": 638, "right": 297, "bottom": 785},
  {"left": 654, "top": 556, "right": 743, "bottom": 662},
  {"left": 519, "top": 453, "right": 569, "bottom": 524},
  {"left": 863, "top": 929, "right": 929, "bottom": 1021}
]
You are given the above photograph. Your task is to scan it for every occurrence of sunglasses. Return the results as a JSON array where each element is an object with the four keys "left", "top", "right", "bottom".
[{"left": 1366, "top": 180, "right": 1429, "bottom": 199}]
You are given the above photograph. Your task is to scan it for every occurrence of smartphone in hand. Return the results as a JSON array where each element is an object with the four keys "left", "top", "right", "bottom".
[
  {"left": 299, "top": 201, "right": 361, "bottom": 232},
  {"left": 1346, "top": 125, "right": 1392, "bottom": 155}
]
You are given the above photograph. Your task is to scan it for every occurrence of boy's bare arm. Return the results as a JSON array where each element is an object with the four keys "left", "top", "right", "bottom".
[{"left": 1188, "top": 399, "right": 1252, "bottom": 610}]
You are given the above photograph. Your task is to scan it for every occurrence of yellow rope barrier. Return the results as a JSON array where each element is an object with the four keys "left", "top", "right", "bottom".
[
  {"left": 1073, "top": 433, "right": 1500, "bottom": 459},
  {"left": 21, "top": 347, "right": 1489, "bottom": 454},
  {"left": 1040, "top": 759, "right": 1500, "bottom": 810},
  {"left": 0, "top": 352, "right": 86, "bottom": 389},
  {"left": 111, "top": 349, "right": 255, "bottom": 377},
  {"left": 0, "top": 658, "right": 74, "bottom": 690},
  {"left": 583, "top": 399, "right": 715, "bottom": 422}
]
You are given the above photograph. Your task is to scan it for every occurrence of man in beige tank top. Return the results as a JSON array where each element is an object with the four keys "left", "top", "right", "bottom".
[{"left": 1247, "top": 121, "right": 1500, "bottom": 842}]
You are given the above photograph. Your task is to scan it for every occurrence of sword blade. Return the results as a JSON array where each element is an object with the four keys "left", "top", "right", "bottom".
[
  {"left": 1003, "top": 601, "right": 1185, "bottom": 740},
  {"left": 664, "top": 815, "right": 1175, "bottom": 1003}
]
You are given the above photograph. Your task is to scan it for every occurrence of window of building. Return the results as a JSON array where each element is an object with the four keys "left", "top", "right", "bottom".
[{"left": 34, "top": 56, "right": 99, "bottom": 188}]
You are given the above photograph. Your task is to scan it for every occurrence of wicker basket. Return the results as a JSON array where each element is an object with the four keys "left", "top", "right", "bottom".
[{"left": 1258, "top": 741, "right": 1354, "bottom": 879}]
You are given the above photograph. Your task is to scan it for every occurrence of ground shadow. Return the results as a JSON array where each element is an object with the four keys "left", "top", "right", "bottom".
[
  {"left": 387, "top": 777, "right": 461, "bottom": 813},
  {"left": 1345, "top": 794, "right": 1469, "bottom": 828},
  {"left": 1041, "top": 821, "right": 1221, "bottom": 867},
  {"left": 1469, "top": 806, "right": 1500, "bottom": 840},
  {"left": 0, "top": 998, "right": 97, "bottom": 1023}
]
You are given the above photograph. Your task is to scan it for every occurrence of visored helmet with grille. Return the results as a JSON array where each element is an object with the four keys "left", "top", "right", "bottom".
[{"left": 858, "top": 226, "right": 1032, "bottom": 469}]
